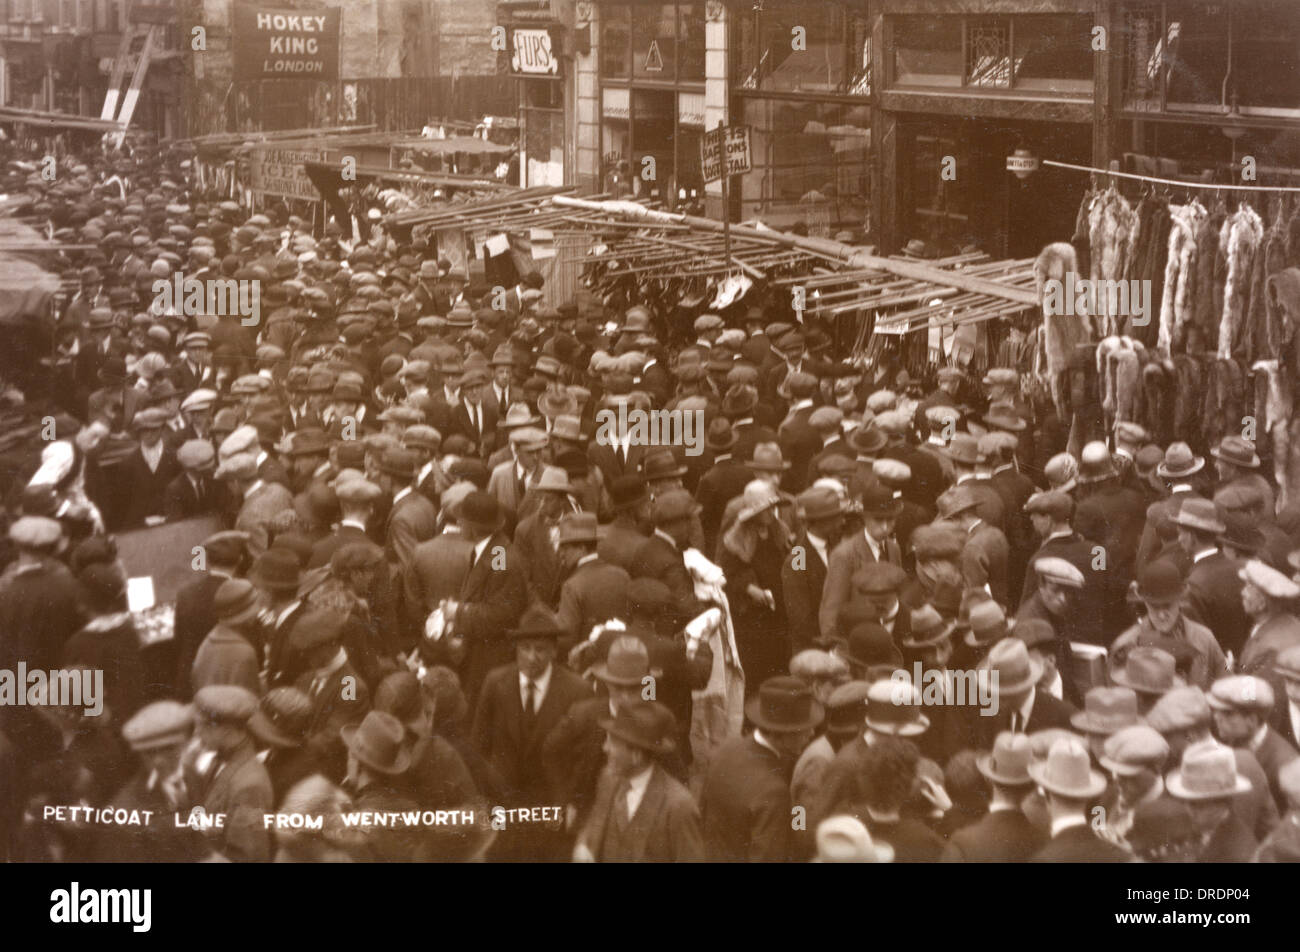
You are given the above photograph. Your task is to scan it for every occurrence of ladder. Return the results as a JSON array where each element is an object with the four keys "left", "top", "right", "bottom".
[{"left": 100, "top": 23, "right": 159, "bottom": 147}]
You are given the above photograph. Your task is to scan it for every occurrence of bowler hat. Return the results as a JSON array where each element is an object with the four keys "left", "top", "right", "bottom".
[
  {"left": 860, "top": 483, "right": 902, "bottom": 517},
  {"left": 508, "top": 604, "right": 565, "bottom": 641},
  {"left": 744, "top": 676, "right": 824, "bottom": 733},
  {"left": 455, "top": 490, "right": 500, "bottom": 534},
  {"left": 1134, "top": 560, "right": 1184, "bottom": 605},
  {"left": 609, "top": 475, "right": 650, "bottom": 511},
  {"left": 863, "top": 679, "right": 929, "bottom": 736},
  {"left": 250, "top": 548, "right": 302, "bottom": 594},
  {"left": 748, "top": 442, "right": 790, "bottom": 473}
]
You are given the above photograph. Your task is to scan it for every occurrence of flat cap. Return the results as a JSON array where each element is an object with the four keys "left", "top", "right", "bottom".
[
  {"left": 808, "top": 406, "right": 844, "bottom": 431},
  {"left": 852, "top": 561, "right": 908, "bottom": 593},
  {"left": 177, "top": 439, "right": 215, "bottom": 469},
  {"left": 180, "top": 388, "right": 218, "bottom": 413},
  {"left": 1146, "top": 686, "right": 1212, "bottom": 733},
  {"left": 982, "top": 368, "right": 1018, "bottom": 387},
  {"left": 694, "top": 314, "right": 724, "bottom": 332},
  {"left": 287, "top": 608, "right": 346, "bottom": 653},
  {"left": 1024, "top": 491, "right": 1073, "bottom": 521},
  {"left": 865, "top": 390, "right": 897, "bottom": 413},
  {"left": 789, "top": 650, "right": 850, "bottom": 683},
  {"left": 336, "top": 478, "right": 383, "bottom": 504},
  {"left": 220, "top": 425, "right": 260, "bottom": 458},
  {"left": 1099, "top": 725, "right": 1169, "bottom": 776},
  {"left": 9, "top": 515, "right": 62, "bottom": 548},
  {"left": 1034, "top": 556, "right": 1084, "bottom": 588},
  {"left": 194, "top": 685, "right": 259, "bottom": 725},
  {"left": 873, "top": 409, "right": 909, "bottom": 435},
  {"left": 123, "top": 700, "right": 194, "bottom": 751},
  {"left": 1207, "top": 675, "right": 1274, "bottom": 713},
  {"left": 1239, "top": 559, "right": 1300, "bottom": 599},
  {"left": 214, "top": 452, "right": 258, "bottom": 480},
  {"left": 872, "top": 458, "right": 911, "bottom": 487}
]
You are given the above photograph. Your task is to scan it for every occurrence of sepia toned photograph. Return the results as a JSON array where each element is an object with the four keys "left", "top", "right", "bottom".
[{"left": 0, "top": 1, "right": 1291, "bottom": 903}]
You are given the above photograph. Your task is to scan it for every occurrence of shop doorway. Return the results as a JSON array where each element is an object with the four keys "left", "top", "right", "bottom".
[{"left": 631, "top": 88, "right": 675, "bottom": 203}]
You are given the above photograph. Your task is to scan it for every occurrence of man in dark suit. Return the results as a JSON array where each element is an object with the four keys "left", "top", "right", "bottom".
[
  {"left": 445, "top": 491, "right": 529, "bottom": 704},
  {"left": 1136, "top": 442, "right": 1208, "bottom": 571},
  {"left": 1029, "top": 736, "right": 1131, "bottom": 862},
  {"left": 598, "top": 476, "right": 653, "bottom": 572},
  {"left": 776, "top": 371, "right": 823, "bottom": 493},
  {"left": 172, "top": 530, "right": 249, "bottom": 698},
  {"left": 1019, "top": 490, "right": 1100, "bottom": 610},
  {"left": 191, "top": 578, "right": 264, "bottom": 697},
  {"left": 629, "top": 489, "right": 703, "bottom": 611},
  {"left": 574, "top": 701, "right": 703, "bottom": 862},
  {"left": 975, "top": 638, "right": 1076, "bottom": 750},
  {"left": 119, "top": 407, "right": 181, "bottom": 528},
  {"left": 695, "top": 422, "right": 753, "bottom": 554},
  {"left": 471, "top": 605, "right": 590, "bottom": 860},
  {"left": 449, "top": 369, "right": 499, "bottom": 458},
  {"left": 1075, "top": 445, "right": 1146, "bottom": 633},
  {"left": 290, "top": 609, "right": 372, "bottom": 783},
  {"left": 942, "top": 732, "right": 1046, "bottom": 861},
  {"left": 376, "top": 448, "right": 438, "bottom": 572},
  {"left": 940, "top": 484, "right": 1011, "bottom": 607},
  {"left": 191, "top": 685, "right": 275, "bottom": 862},
  {"left": 588, "top": 402, "right": 649, "bottom": 489},
  {"left": 164, "top": 439, "right": 222, "bottom": 522},
  {"left": 1175, "top": 499, "right": 1251, "bottom": 659},
  {"left": 555, "top": 513, "right": 630, "bottom": 653},
  {"left": 701, "top": 676, "right": 822, "bottom": 862},
  {"left": 819, "top": 483, "right": 903, "bottom": 642},
  {"left": 783, "top": 486, "right": 844, "bottom": 653}
]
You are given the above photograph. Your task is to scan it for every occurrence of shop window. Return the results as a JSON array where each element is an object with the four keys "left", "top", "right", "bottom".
[
  {"left": 736, "top": 97, "right": 870, "bottom": 232},
  {"left": 966, "top": 19, "right": 1011, "bottom": 88},
  {"left": 1164, "top": 2, "right": 1227, "bottom": 108},
  {"left": 632, "top": 3, "right": 676, "bottom": 79},
  {"left": 678, "top": 3, "right": 704, "bottom": 82},
  {"left": 1013, "top": 15, "right": 1095, "bottom": 93},
  {"left": 893, "top": 17, "right": 963, "bottom": 88},
  {"left": 732, "top": 0, "right": 866, "bottom": 95},
  {"left": 602, "top": 4, "right": 631, "bottom": 78}
]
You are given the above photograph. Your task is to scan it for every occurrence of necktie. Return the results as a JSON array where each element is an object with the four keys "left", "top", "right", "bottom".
[
  {"left": 522, "top": 679, "right": 536, "bottom": 725},
  {"left": 474, "top": 403, "right": 482, "bottom": 435},
  {"left": 618, "top": 443, "right": 628, "bottom": 468},
  {"left": 498, "top": 389, "right": 508, "bottom": 417}
]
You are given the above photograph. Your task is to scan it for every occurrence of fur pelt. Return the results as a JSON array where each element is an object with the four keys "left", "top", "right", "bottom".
[
  {"left": 1219, "top": 205, "right": 1264, "bottom": 359},
  {"left": 1089, "top": 190, "right": 1138, "bottom": 335},
  {"left": 1253, "top": 359, "right": 1290, "bottom": 512},
  {"left": 1096, "top": 336, "right": 1143, "bottom": 429},
  {"left": 1171, "top": 355, "right": 1203, "bottom": 451},
  {"left": 1036, "top": 242, "right": 1091, "bottom": 417},
  {"left": 1142, "top": 359, "right": 1175, "bottom": 449},
  {"left": 1158, "top": 202, "right": 1205, "bottom": 355}
]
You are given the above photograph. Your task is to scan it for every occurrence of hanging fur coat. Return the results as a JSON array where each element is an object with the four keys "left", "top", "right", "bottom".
[
  {"left": 1193, "top": 207, "right": 1227, "bottom": 344},
  {"left": 1089, "top": 189, "right": 1138, "bottom": 336},
  {"left": 1159, "top": 202, "right": 1206, "bottom": 355},
  {"left": 1218, "top": 205, "right": 1264, "bottom": 359},
  {"left": 1035, "top": 242, "right": 1092, "bottom": 418},
  {"left": 1097, "top": 335, "right": 1144, "bottom": 432}
]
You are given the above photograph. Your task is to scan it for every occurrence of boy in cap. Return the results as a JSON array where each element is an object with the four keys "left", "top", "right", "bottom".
[
  {"left": 191, "top": 685, "right": 274, "bottom": 862},
  {"left": 164, "top": 438, "right": 220, "bottom": 521}
]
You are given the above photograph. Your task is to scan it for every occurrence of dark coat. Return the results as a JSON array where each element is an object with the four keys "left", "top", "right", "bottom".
[
  {"left": 695, "top": 457, "right": 753, "bottom": 553},
  {"left": 629, "top": 532, "right": 699, "bottom": 611},
  {"left": 1031, "top": 822, "right": 1133, "bottom": 862},
  {"left": 580, "top": 763, "right": 705, "bottom": 862},
  {"left": 456, "top": 534, "right": 529, "bottom": 704},
  {"left": 294, "top": 658, "right": 371, "bottom": 782},
  {"left": 783, "top": 532, "right": 831, "bottom": 653},
  {"left": 470, "top": 662, "right": 589, "bottom": 803},
  {"left": 556, "top": 557, "right": 630, "bottom": 654},
  {"left": 196, "top": 740, "right": 274, "bottom": 862},
  {"left": 819, "top": 530, "right": 903, "bottom": 643},
  {"left": 191, "top": 625, "right": 261, "bottom": 696},
  {"left": 1183, "top": 550, "right": 1251, "bottom": 658},
  {"left": 119, "top": 444, "right": 181, "bottom": 527},
  {"left": 940, "top": 806, "right": 1046, "bottom": 862},
  {"left": 172, "top": 571, "right": 226, "bottom": 698},
  {"left": 701, "top": 735, "right": 802, "bottom": 862},
  {"left": 163, "top": 471, "right": 222, "bottom": 522},
  {"left": 596, "top": 517, "right": 649, "bottom": 574}
]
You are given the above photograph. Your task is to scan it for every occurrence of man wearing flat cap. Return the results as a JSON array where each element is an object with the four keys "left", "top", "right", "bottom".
[
  {"left": 291, "top": 607, "right": 372, "bottom": 783},
  {"left": 218, "top": 452, "right": 294, "bottom": 559},
  {"left": 0, "top": 517, "right": 83, "bottom": 681},
  {"left": 100, "top": 700, "right": 206, "bottom": 861},
  {"left": 171, "top": 529, "right": 250, "bottom": 697},
  {"left": 574, "top": 700, "right": 703, "bottom": 862},
  {"left": 1238, "top": 560, "right": 1300, "bottom": 676},
  {"left": 191, "top": 685, "right": 274, "bottom": 861},
  {"left": 488, "top": 425, "right": 563, "bottom": 520},
  {"left": 164, "top": 438, "right": 221, "bottom": 522},
  {"left": 1208, "top": 675, "right": 1299, "bottom": 809},
  {"left": 119, "top": 406, "right": 180, "bottom": 528}
]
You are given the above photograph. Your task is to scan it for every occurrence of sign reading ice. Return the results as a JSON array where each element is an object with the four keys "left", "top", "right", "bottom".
[{"left": 233, "top": 6, "right": 341, "bottom": 80}]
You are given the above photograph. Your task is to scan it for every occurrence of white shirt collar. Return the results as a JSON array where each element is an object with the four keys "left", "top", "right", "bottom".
[
  {"left": 473, "top": 535, "right": 491, "bottom": 564},
  {"left": 244, "top": 478, "right": 266, "bottom": 499},
  {"left": 1050, "top": 814, "right": 1090, "bottom": 837},
  {"left": 519, "top": 664, "right": 553, "bottom": 709},
  {"left": 1046, "top": 528, "right": 1073, "bottom": 542},
  {"left": 653, "top": 527, "right": 678, "bottom": 550},
  {"left": 624, "top": 764, "right": 655, "bottom": 819},
  {"left": 1248, "top": 721, "right": 1270, "bottom": 752},
  {"left": 1192, "top": 547, "right": 1218, "bottom": 564},
  {"left": 751, "top": 729, "right": 781, "bottom": 758},
  {"left": 393, "top": 486, "right": 412, "bottom": 507}
]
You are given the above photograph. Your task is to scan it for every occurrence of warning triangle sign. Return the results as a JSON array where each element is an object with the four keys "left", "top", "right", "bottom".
[{"left": 644, "top": 39, "right": 664, "bottom": 72}]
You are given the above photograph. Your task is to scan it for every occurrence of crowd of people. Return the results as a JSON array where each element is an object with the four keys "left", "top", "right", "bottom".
[{"left": 0, "top": 135, "right": 1298, "bottom": 863}]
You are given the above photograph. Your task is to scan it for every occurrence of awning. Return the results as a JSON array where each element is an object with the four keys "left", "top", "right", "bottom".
[
  {"left": 389, "top": 136, "right": 516, "bottom": 156},
  {"left": 0, "top": 252, "right": 60, "bottom": 324}
]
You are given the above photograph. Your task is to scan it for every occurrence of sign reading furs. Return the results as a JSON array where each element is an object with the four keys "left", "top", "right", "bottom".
[{"left": 232, "top": 7, "right": 341, "bottom": 80}]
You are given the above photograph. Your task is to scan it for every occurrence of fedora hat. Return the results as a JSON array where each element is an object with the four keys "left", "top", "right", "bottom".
[
  {"left": 1156, "top": 442, "right": 1204, "bottom": 479},
  {"left": 977, "top": 731, "right": 1034, "bottom": 786},
  {"left": 642, "top": 448, "right": 688, "bottom": 480},
  {"left": 341, "top": 710, "right": 412, "bottom": 776},
  {"left": 844, "top": 622, "right": 903, "bottom": 673},
  {"left": 591, "top": 636, "right": 650, "bottom": 686},
  {"left": 979, "top": 638, "right": 1043, "bottom": 696},
  {"left": 860, "top": 483, "right": 903, "bottom": 518},
  {"left": 936, "top": 485, "right": 980, "bottom": 520},
  {"left": 1166, "top": 740, "right": 1251, "bottom": 800},
  {"left": 748, "top": 442, "right": 790, "bottom": 473},
  {"left": 250, "top": 548, "right": 302, "bottom": 594},
  {"left": 556, "top": 511, "right": 599, "bottom": 546},
  {"left": 964, "top": 599, "right": 1011, "bottom": 648},
  {"left": 942, "top": 433, "right": 982, "bottom": 467},
  {"left": 1070, "top": 686, "right": 1141, "bottom": 735},
  {"left": 864, "top": 679, "right": 929, "bottom": 737},
  {"left": 507, "top": 604, "right": 565, "bottom": 642},
  {"left": 1110, "top": 646, "right": 1180, "bottom": 696},
  {"left": 1134, "top": 560, "right": 1185, "bottom": 605},
  {"left": 1211, "top": 435, "right": 1260, "bottom": 470},
  {"left": 814, "top": 816, "right": 894, "bottom": 863},
  {"left": 744, "top": 676, "right": 824, "bottom": 733},
  {"left": 499, "top": 403, "right": 542, "bottom": 429},
  {"left": 847, "top": 424, "right": 887, "bottom": 456},
  {"left": 798, "top": 486, "right": 844, "bottom": 523},
  {"left": 1170, "top": 497, "right": 1225, "bottom": 535},
  {"left": 902, "top": 605, "right": 955, "bottom": 649},
  {"left": 214, "top": 579, "right": 262, "bottom": 627},
  {"left": 538, "top": 387, "right": 578, "bottom": 419},
  {"left": 599, "top": 700, "right": 677, "bottom": 756},
  {"left": 1027, "top": 736, "right": 1107, "bottom": 799}
]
